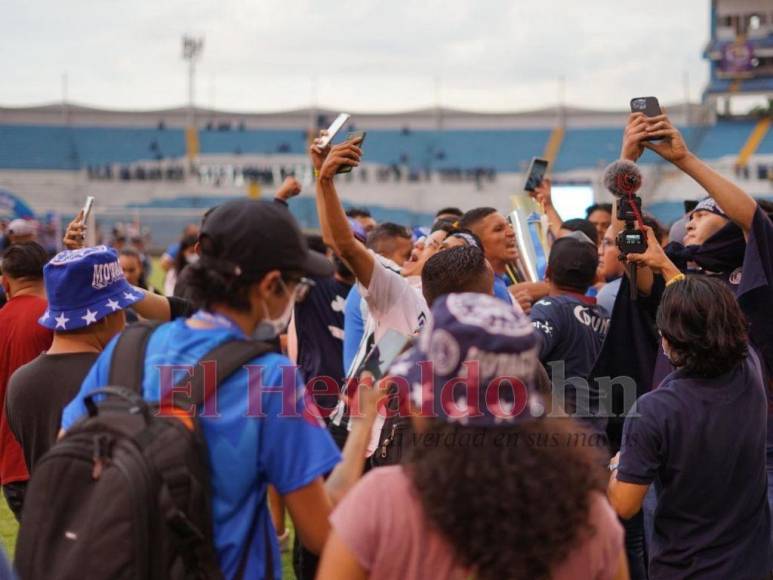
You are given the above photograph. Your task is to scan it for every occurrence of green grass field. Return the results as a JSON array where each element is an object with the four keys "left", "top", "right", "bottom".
[{"left": 0, "top": 500, "right": 17, "bottom": 559}]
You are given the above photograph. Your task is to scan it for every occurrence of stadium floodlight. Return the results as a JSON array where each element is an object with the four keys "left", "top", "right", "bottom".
[{"left": 182, "top": 35, "right": 204, "bottom": 115}]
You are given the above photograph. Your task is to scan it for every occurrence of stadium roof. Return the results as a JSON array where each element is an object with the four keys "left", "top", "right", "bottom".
[{"left": 0, "top": 101, "right": 706, "bottom": 130}]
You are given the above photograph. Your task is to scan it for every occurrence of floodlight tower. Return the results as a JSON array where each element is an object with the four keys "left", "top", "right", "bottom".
[{"left": 182, "top": 35, "right": 204, "bottom": 167}]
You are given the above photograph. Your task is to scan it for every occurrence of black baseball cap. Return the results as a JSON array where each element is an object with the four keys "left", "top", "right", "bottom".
[
  {"left": 198, "top": 199, "right": 333, "bottom": 279},
  {"left": 547, "top": 234, "right": 598, "bottom": 291}
]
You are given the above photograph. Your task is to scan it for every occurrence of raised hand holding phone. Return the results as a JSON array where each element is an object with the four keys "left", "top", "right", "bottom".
[
  {"left": 337, "top": 132, "right": 366, "bottom": 174},
  {"left": 319, "top": 141, "right": 362, "bottom": 180}
]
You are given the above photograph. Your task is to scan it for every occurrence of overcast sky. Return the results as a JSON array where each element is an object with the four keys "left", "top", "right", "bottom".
[{"left": 0, "top": 0, "right": 711, "bottom": 113}]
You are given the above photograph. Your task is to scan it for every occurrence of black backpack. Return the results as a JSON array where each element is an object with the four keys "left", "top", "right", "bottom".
[{"left": 15, "top": 322, "right": 274, "bottom": 580}]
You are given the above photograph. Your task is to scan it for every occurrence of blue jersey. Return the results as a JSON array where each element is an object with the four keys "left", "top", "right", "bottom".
[
  {"left": 343, "top": 285, "right": 366, "bottom": 373},
  {"left": 62, "top": 318, "right": 341, "bottom": 579},
  {"left": 492, "top": 275, "right": 514, "bottom": 306}
]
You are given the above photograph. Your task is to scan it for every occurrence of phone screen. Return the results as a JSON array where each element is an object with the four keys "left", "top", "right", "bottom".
[
  {"left": 317, "top": 113, "right": 351, "bottom": 148},
  {"left": 355, "top": 330, "right": 411, "bottom": 381},
  {"left": 525, "top": 158, "right": 548, "bottom": 192}
]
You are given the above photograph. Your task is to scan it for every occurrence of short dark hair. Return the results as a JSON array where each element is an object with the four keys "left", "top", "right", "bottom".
[
  {"left": 431, "top": 219, "right": 460, "bottom": 235},
  {"left": 560, "top": 219, "right": 597, "bottom": 246},
  {"left": 366, "top": 223, "right": 411, "bottom": 253},
  {"left": 459, "top": 207, "right": 497, "bottom": 231},
  {"left": 546, "top": 237, "right": 598, "bottom": 293},
  {"left": 1, "top": 242, "right": 48, "bottom": 280},
  {"left": 345, "top": 207, "right": 372, "bottom": 219},
  {"left": 421, "top": 245, "right": 491, "bottom": 306},
  {"left": 305, "top": 234, "right": 328, "bottom": 256},
  {"left": 656, "top": 276, "right": 748, "bottom": 378},
  {"left": 435, "top": 207, "right": 464, "bottom": 219},
  {"left": 585, "top": 203, "right": 613, "bottom": 219}
]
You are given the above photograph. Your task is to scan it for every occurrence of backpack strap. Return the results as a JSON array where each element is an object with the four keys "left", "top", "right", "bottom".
[
  {"left": 108, "top": 321, "right": 162, "bottom": 393},
  {"left": 161, "top": 339, "right": 273, "bottom": 410}
]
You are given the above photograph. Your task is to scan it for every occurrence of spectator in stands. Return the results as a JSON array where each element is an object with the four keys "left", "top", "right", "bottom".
[
  {"left": 559, "top": 218, "right": 598, "bottom": 246},
  {"left": 6, "top": 247, "right": 143, "bottom": 503},
  {"left": 6, "top": 219, "right": 38, "bottom": 245},
  {"left": 345, "top": 207, "right": 376, "bottom": 233},
  {"left": 459, "top": 207, "right": 516, "bottom": 306},
  {"left": 318, "top": 293, "right": 626, "bottom": 580},
  {"left": 168, "top": 234, "right": 199, "bottom": 297},
  {"left": 62, "top": 199, "right": 382, "bottom": 578},
  {"left": 434, "top": 206, "right": 464, "bottom": 222},
  {"left": 529, "top": 234, "right": 609, "bottom": 424},
  {"left": 586, "top": 203, "right": 613, "bottom": 244},
  {"left": 0, "top": 242, "right": 51, "bottom": 521},
  {"left": 609, "top": 276, "right": 769, "bottom": 578}
]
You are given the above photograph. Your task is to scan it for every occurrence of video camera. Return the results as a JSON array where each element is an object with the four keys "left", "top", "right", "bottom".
[{"left": 603, "top": 160, "right": 647, "bottom": 299}]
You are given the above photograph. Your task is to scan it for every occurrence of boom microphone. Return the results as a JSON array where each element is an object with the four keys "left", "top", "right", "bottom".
[{"left": 603, "top": 160, "right": 642, "bottom": 198}]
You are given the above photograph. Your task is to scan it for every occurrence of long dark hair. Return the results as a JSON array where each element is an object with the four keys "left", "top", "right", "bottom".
[
  {"left": 656, "top": 275, "right": 748, "bottom": 377},
  {"left": 407, "top": 418, "right": 607, "bottom": 580}
]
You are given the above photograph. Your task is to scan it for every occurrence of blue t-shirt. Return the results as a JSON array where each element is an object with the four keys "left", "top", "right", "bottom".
[
  {"left": 343, "top": 285, "right": 366, "bottom": 374},
  {"left": 62, "top": 319, "right": 341, "bottom": 579},
  {"left": 596, "top": 277, "right": 621, "bottom": 314},
  {"left": 492, "top": 275, "right": 514, "bottom": 306},
  {"left": 164, "top": 242, "right": 181, "bottom": 260},
  {"left": 619, "top": 353, "right": 770, "bottom": 578}
]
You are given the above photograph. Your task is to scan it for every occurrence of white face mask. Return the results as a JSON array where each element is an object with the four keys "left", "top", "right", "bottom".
[
  {"left": 185, "top": 253, "right": 200, "bottom": 265},
  {"left": 253, "top": 279, "right": 295, "bottom": 340}
]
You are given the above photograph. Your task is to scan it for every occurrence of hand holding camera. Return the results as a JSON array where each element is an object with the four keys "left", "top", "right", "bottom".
[{"left": 625, "top": 226, "right": 680, "bottom": 281}]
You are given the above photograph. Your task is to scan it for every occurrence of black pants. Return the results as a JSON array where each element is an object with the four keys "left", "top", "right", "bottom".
[
  {"left": 623, "top": 510, "right": 648, "bottom": 580},
  {"left": 3, "top": 481, "right": 27, "bottom": 522}
]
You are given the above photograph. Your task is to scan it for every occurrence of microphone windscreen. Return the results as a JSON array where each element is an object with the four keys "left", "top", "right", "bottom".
[{"left": 603, "top": 160, "right": 642, "bottom": 198}]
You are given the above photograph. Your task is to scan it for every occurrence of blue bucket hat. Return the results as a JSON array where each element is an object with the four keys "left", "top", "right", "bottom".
[
  {"left": 40, "top": 246, "right": 142, "bottom": 331},
  {"left": 389, "top": 292, "right": 543, "bottom": 426}
]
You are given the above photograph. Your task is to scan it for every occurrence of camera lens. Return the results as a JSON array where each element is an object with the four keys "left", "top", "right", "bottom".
[{"left": 633, "top": 99, "right": 646, "bottom": 110}]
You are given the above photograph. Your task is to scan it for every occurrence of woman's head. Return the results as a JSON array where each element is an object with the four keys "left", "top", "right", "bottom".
[
  {"left": 408, "top": 418, "right": 607, "bottom": 580},
  {"left": 174, "top": 234, "right": 199, "bottom": 275},
  {"left": 119, "top": 248, "right": 144, "bottom": 287},
  {"left": 656, "top": 275, "right": 748, "bottom": 377}
]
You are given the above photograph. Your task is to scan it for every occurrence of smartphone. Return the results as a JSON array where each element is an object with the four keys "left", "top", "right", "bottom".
[
  {"left": 630, "top": 96, "right": 662, "bottom": 117},
  {"left": 81, "top": 196, "right": 95, "bottom": 224},
  {"left": 354, "top": 329, "right": 410, "bottom": 381},
  {"left": 317, "top": 113, "right": 351, "bottom": 148},
  {"left": 337, "top": 131, "right": 367, "bottom": 174},
  {"left": 524, "top": 157, "right": 548, "bottom": 192}
]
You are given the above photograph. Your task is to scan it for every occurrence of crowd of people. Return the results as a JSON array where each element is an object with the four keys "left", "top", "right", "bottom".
[{"left": 0, "top": 111, "right": 770, "bottom": 580}]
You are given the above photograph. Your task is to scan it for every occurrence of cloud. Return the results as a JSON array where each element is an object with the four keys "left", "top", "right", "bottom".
[{"left": 0, "top": 0, "right": 709, "bottom": 112}]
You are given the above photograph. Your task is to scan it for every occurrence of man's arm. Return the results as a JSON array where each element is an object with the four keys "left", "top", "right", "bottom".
[
  {"left": 316, "top": 142, "right": 376, "bottom": 287},
  {"left": 285, "top": 373, "right": 384, "bottom": 553},
  {"left": 530, "top": 177, "right": 563, "bottom": 239},
  {"left": 643, "top": 115, "right": 757, "bottom": 234},
  {"left": 608, "top": 467, "right": 650, "bottom": 520}
]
